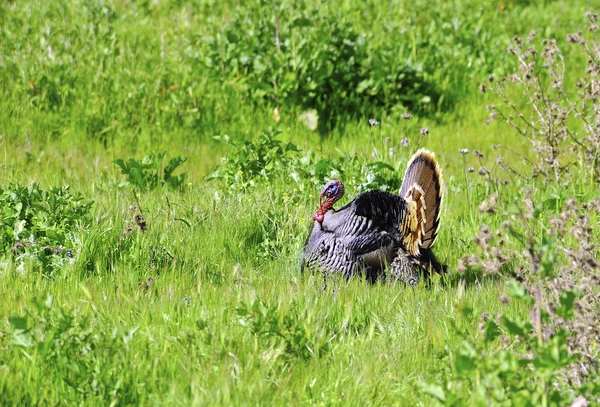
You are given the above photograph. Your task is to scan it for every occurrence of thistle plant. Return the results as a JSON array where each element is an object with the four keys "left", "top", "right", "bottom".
[{"left": 481, "top": 13, "right": 600, "bottom": 182}]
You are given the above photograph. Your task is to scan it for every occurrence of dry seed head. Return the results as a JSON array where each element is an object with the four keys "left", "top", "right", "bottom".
[{"left": 513, "top": 36, "right": 523, "bottom": 47}]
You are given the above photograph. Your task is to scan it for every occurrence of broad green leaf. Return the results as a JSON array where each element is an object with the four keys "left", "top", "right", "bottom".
[
  {"left": 507, "top": 279, "right": 526, "bottom": 299},
  {"left": 500, "top": 316, "right": 530, "bottom": 338},
  {"left": 164, "top": 156, "right": 187, "bottom": 180},
  {"left": 418, "top": 382, "right": 446, "bottom": 402},
  {"left": 484, "top": 320, "right": 501, "bottom": 342},
  {"left": 8, "top": 316, "right": 28, "bottom": 330},
  {"left": 556, "top": 290, "right": 578, "bottom": 320}
]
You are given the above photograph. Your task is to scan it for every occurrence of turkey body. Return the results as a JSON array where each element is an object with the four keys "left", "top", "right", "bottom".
[
  {"left": 302, "top": 191, "right": 405, "bottom": 268},
  {"left": 301, "top": 149, "right": 445, "bottom": 285},
  {"left": 301, "top": 191, "right": 417, "bottom": 282}
]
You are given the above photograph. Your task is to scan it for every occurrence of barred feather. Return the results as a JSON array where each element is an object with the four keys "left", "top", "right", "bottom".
[{"left": 399, "top": 149, "right": 444, "bottom": 250}]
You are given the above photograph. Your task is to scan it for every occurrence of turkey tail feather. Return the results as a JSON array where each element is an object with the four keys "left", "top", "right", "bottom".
[{"left": 400, "top": 149, "right": 443, "bottom": 253}]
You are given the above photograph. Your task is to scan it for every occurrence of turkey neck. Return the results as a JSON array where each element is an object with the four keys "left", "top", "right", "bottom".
[{"left": 312, "top": 196, "right": 337, "bottom": 223}]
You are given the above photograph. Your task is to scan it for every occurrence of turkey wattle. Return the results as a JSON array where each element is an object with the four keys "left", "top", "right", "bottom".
[{"left": 301, "top": 149, "right": 445, "bottom": 286}]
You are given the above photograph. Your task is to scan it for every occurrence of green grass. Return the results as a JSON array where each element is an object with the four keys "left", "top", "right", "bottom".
[{"left": 1, "top": 0, "right": 598, "bottom": 405}]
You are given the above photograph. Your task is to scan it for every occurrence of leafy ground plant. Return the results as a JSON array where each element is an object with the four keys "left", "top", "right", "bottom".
[
  {"left": 0, "top": 183, "right": 93, "bottom": 274},
  {"left": 114, "top": 152, "right": 188, "bottom": 190},
  {"left": 206, "top": 127, "right": 301, "bottom": 189},
  {"left": 207, "top": 125, "right": 406, "bottom": 192}
]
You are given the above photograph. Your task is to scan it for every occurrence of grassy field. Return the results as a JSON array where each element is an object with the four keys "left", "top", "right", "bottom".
[{"left": 1, "top": 0, "right": 599, "bottom": 405}]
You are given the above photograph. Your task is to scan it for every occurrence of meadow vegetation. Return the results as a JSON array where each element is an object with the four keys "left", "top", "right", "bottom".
[{"left": 0, "top": 0, "right": 599, "bottom": 405}]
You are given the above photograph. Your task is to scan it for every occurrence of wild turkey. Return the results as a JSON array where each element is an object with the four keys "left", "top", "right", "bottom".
[{"left": 301, "top": 149, "right": 445, "bottom": 286}]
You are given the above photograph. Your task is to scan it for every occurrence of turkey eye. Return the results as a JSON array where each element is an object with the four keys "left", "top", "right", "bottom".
[{"left": 330, "top": 186, "right": 337, "bottom": 195}]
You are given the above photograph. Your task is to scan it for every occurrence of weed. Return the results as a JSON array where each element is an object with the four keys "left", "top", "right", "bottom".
[
  {"left": 482, "top": 15, "right": 600, "bottom": 181},
  {"left": 207, "top": 126, "right": 403, "bottom": 192},
  {"left": 114, "top": 152, "right": 188, "bottom": 190},
  {"left": 206, "top": 127, "right": 300, "bottom": 189},
  {"left": 0, "top": 183, "right": 92, "bottom": 274}
]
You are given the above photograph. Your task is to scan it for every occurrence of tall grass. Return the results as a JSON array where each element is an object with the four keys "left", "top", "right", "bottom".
[{"left": 0, "top": 0, "right": 598, "bottom": 405}]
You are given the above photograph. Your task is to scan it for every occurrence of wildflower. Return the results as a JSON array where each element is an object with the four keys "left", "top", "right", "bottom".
[
  {"left": 369, "top": 118, "right": 380, "bottom": 127},
  {"left": 401, "top": 113, "right": 413, "bottom": 120},
  {"left": 473, "top": 150, "right": 484, "bottom": 158},
  {"left": 401, "top": 138, "right": 409, "bottom": 147},
  {"left": 459, "top": 148, "right": 469, "bottom": 154},
  {"left": 420, "top": 127, "right": 429, "bottom": 136}
]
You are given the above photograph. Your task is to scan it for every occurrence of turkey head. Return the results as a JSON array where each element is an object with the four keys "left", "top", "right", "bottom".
[{"left": 312, "top": 180, "right": 345, "bottom": 223}]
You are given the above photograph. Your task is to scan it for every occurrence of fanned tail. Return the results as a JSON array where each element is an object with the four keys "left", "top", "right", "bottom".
[{"left": 399, "top": 149, "right": 444, "bottom": 256}]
